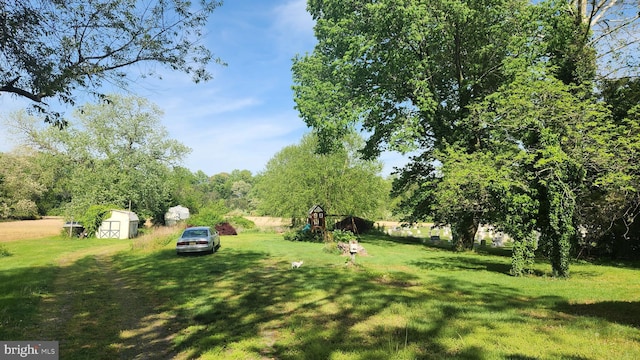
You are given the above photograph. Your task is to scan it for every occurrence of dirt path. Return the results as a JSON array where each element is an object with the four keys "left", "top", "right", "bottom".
[{"left": 36, "top": 247, "right": 176, "bottom": 359}]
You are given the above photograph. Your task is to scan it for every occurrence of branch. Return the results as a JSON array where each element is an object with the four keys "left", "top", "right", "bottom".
[
  {"left": 0, "top": 77, "right": 44, "bottom": 103},
  {"left": 589, "top": 14, "right": 640, "bottom": 46},
  {"left": 591, "top": 0, "right": 620, "bottom": 27}
]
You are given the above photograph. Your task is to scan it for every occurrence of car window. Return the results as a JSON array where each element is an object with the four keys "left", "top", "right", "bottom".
[{"left": 183, "top": 229, "right": 208, "bottom": 237}]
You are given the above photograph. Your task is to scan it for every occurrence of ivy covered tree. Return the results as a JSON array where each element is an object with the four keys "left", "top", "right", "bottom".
[{"left": 1, "top": 0, "right": 223, "bottom": 125}]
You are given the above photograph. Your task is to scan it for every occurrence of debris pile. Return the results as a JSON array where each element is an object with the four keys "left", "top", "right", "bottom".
[{"left": 215, "top": 222, "right": 237, "bottom": 235}]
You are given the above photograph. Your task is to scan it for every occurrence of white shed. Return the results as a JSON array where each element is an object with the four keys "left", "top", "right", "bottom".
[
  {"left": 96, "top": 210, "right": 139, "bottom": 239},
  {"left": 165, "top": 205, "right": 190, "bottom": 226}
]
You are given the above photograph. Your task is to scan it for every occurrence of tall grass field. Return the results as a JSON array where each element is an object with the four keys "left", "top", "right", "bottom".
[{"left": 1, "top": 228, "right": 639, "bottom": 359}]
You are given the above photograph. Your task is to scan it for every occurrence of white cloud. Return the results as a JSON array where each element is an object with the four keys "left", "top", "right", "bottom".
[
  {"left": 0, "top": 0, "right": 318, "bottom": 178},
  {"left": 273, "top": 0, "right": 314, "bottom": 32},
  {"left": 180, "top": 110, "right": 307, "bottom": 175},
  {"left": 271, "top": 0, "right": 316, "bottom": 54}
]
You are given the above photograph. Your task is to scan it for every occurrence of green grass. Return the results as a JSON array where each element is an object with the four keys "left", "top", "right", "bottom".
[{"left": 1, "top": 230, "right": 640, "bottom": 359}]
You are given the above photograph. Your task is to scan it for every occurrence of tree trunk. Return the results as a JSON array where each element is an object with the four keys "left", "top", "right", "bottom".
[{"left": 452, "top": 213, "right": 480, "bottom": 251}]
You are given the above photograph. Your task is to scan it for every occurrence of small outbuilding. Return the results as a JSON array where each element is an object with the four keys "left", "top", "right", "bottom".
[
  {"left": 335, "top": 216, "right": 374, "bottom": 234},
  {"left": 96, "top": 210, "right": 139, "bottom": 239},
  {"left": 308, "top": 204, "right": 326, "bottom": 233},
  {"left": 62, "top": 221, "right": 85, "bottom": 237},
  {"left": 165, "top": 205, "right": 190, "bottom": 226}
]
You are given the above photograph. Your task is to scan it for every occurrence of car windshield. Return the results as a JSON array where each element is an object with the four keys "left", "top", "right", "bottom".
[{"left": 182, "top": 229, "right": 208, "bottom": 238}]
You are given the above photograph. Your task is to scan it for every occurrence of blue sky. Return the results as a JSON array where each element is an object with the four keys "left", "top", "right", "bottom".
[{"left": 0, "top": 0, "right": 407, "bottom": 177}]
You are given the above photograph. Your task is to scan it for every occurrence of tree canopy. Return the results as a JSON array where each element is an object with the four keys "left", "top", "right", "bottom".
[
  {"left": 293, "top": 0, "right": 532, "bottom": 251},
  {"left": 7, "top": 94, "right": 191, "bottom": 221},
  {"left": 254, "top": 132, "right": 389, "bottom": 225},
  {"left": 293, "top": 0, "right": 640, "bottom": 276},
  {"left": 1, "top": 0, "right": 223, "bottom": 125}
]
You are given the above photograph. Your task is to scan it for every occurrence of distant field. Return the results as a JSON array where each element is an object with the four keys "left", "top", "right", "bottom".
[
  {"left": 0, "top": 216, "right": 408, "bottom": 243},
  {"left": 0, "top": 215, "right": 412, "bottom": 240},
  {"left": 0, "top": 217, "right": 64, "bottom": 242},
  {"left": 244, "top": 216, "right": 290, "bottom": 228}
]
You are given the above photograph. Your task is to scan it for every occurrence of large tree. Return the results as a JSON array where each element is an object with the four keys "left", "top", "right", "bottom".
[
  {"left": 8, "top": 94, "right": 190, "bottom": 221},
  {"left": 254, "top": 132, "right": 389, "bottom": 225},
  {"left": 293, "top": 0, "right": 531, "bottom": 249},
  {"left": 293, "top": 0, "right": 640, "bottom": 277},
  {"left": 1, "top": 0, "right": 223, "bottom": 125}
]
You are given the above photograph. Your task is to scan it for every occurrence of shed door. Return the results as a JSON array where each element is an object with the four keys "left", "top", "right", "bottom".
[{"left": 100, "top": 221, "right": 121, "bottom": 239}]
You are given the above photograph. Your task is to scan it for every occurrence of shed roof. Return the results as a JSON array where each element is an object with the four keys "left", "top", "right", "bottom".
[
  {"left": 308, "top": 204, "right": 325, "bottom": 214},
  {"left": 110, "top": 210, "right": 139, "bottom": 221}
]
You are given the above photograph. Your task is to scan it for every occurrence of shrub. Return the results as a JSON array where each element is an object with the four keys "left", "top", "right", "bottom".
[
  {"left": 76, "top": 204, "right": 120, "bottom": 237},
  {"left": 0, "top": 244, "right": 11, "bottom": 257},
  {"left": 216, "top": 222, "right": 238, "bottom": 235},
  {"left": 283, "top": 228, "right": 324, "bottom": 242},
  {"left": 189, "top": 202, "right": 228, "bottom": 228},
  {"left": 332, "top": 229, "right": 357, "bottom": 243},
  {"left": 12, "top": 199, "right": 39, "bottom": 220}
]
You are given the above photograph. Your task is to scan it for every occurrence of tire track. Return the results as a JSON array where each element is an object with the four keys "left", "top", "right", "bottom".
[{"left": 35, "top": 249, "right": 177, "bottom": 359}]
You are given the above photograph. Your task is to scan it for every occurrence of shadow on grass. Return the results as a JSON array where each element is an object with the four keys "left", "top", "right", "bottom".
[
  {"left": 0, "top": 265, "right": 57, "bottom": 339},
  {"left": 556, "top": 300, "right": 640, "bottom": 328},
  {"left": 9, "top": 238, "right": 633, "bottom": 359},
  {"left": 359, "top": 233, "right": 432, "bottom": 247},
  {"left": 411, "top": 254, "right": 513, "bottom": 275},
  {"left": 111, "top": 246, "right": 576, "bottom": 359},
  {"left": 362, "top": 233, "right": 515, "bottom": 258}
]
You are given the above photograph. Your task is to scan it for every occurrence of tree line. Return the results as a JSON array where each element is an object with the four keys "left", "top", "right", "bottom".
[{"left": 0, "top": 94, "right": 393, "bottom": 229}]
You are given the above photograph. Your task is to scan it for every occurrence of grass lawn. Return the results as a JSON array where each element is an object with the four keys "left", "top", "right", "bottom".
[{"left": 1, "top": 229, "right": 639, "bottom": 359}]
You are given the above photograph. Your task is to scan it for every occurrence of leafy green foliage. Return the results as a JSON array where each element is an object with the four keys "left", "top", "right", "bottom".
[
  {"left": 0, "top": 149, "right": 48, "bottom": 219},
  {"left": 76, "top": 204, "right": 120, "bottom": 237},
  {"left": 1, "top": 0, "right": 224, "bottom": 125},
  {"left": 294, "top": 0, "right": 532, "bottom": 250},
  {"left": 0, "top": 244, "right": 11, "bottom": 257},
  {"left": 8, "top": 95, "right": 191, "bottom": 223},
  {"left": 254, "top": 132, "right": 389, "bottom": 223},
  {"left": 283, "top": 228, "right": 324, "bottom": 243},
  {"left": 188, "top": 201, "right": 228, "bottom": 228},
  {"left": 331, "top": 229, "right": 357, "bottom": 243}
]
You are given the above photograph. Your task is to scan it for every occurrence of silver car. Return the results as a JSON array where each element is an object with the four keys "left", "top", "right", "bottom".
[{"left": 176, "top": 226, "right": 220, "bottom": 255}]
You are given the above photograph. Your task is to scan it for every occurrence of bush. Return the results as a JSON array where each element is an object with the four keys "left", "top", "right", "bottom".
[
  {"left": 0, "top": 244, "right": 11, "bottom": 257},
  {"left": 189, "top": 202, "right": 227, "bottom": 228},
  {"left": 76, "top": 204, "right": 120, "bottom": 237},
  {"left": 283, "top": 228, "right": 324, "bottom": 242},
  {"left": 12, "top": 199, "right": 39, "bottom": 220},
  {"left": 332, "top": 229, "right": 357, "bottom": 243},
  {"left": 216, "top": 222, "right": 238, "bottom": 235}
]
